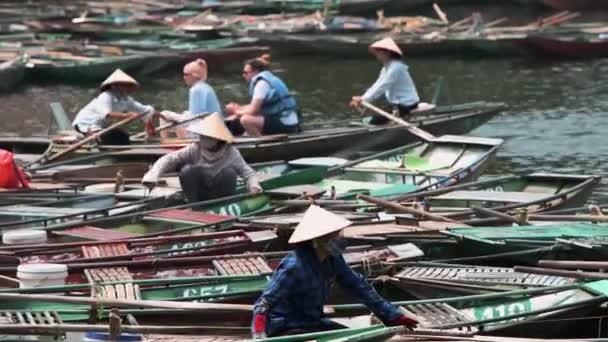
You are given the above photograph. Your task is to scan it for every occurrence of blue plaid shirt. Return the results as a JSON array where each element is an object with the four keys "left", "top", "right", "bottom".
[{"left": 252, "top": 245, "right": 402, "bottom": 336}]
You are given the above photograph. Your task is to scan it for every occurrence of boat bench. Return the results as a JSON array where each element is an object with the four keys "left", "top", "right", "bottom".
[
  {"left": 213, "top": 256, "right": 273, "bottom": 276},
  {"left": 402, "top": 303, "right": 478, "bottom": 334},
  {"left": 0, "top": 310, "right": 63, "bottom": 326}
]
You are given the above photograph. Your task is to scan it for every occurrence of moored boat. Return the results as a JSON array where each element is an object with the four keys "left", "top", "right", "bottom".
[
  {"left": 542, "top": 0, "right": 608, "bottom": 10},
  {"left": 519, "top": 33, "right": 608, "bottom": 58},
  {"left": 2, "top": 101, "right": 506, "bottom": 164},
  {"left": 406, "top": 173, "right": 601, "bottom": 221},
  {"left": 0, "top": 56, "right": 26, "bottom": 92}
]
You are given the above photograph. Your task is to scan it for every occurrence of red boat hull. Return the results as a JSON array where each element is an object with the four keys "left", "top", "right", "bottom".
[
  {"left": 519, "top": 36, "right": 608, "bottom": 58},
  {"left": 542, "top": 0, "right": 608, "bottom": 10}
]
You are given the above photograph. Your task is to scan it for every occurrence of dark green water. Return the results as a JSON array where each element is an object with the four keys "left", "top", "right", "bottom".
[{"left": 1, "top": 54, "right": 607, "bottom": 202}]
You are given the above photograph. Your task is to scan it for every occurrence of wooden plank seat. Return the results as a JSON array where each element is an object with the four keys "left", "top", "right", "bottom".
[
  {"left": 83, "top": 244, "right": 139, "bottom": 300},
  {"left": 432, "top": 190, "right": 550, "bottom": 203},
  {"left": 212, "top": 256, "right": 273, "bottom": 276},
  {"left": 401, "top": 303, "right": 478, "bottom": 334},
  {"left": 82, "top": 243, "right": 130, "bottom": 258},
  {"left": 0, "top": 310, "right": 62, "bottom": 325}
]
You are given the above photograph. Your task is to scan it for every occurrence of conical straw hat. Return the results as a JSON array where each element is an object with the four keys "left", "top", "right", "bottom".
[
  {"left": 288, "top": 205, "right": 352, "bottom": 244},
  {"left": 369, "top": 37, "right": 403, "bottom": 56},
  {"left": 186, "top": 112, "right": 234, "bottom": 143},
  {"left": 100, "top": 69, "right": 139, "bottom": 91}
]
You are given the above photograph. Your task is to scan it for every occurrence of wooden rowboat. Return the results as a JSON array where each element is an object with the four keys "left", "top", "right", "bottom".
[
  {"left": 441, "top": 223, "right": 608, "bottom": 264},
  {"left": 0, "top": 229, "right": 276, "bottom": 266},
  {"left": 0, "top": 56, "right": 26, "bottom": 92},
  {"left": 1, "top": 101, "right": 506, "bottom": 164},
  {"left": 542, "top": 0, "right": 608, "bottom": 10},
  {"left": 331, "top": 281, "right": 608, "bottom": 338},
  {"left": 518, "top": 34, "right": 608, "bottom": 58},
  {"left": 416, "top": 173, "right": 601, "bottom": 221}
]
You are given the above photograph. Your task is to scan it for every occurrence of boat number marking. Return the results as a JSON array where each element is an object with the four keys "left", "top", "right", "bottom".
[
  {"left": 182, "top": 284, "right": 229, "bottom": 299},
  {"left": 217, "top": 203, "right": 242, "bottom": 216},
  {"left": 474, "top": 300, "right": 531, "bottom": 323}
]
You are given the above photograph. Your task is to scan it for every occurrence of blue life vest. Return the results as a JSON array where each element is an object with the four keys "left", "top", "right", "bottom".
[{"left": 248, "top": 71, "right": 297, "bottom": 119}]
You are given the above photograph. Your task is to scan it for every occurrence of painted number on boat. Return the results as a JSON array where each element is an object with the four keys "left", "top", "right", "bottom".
[
  {"left": 473, "top": 300, "right": 531, "bottom": 323},
  {"left": 483, "top": 186, "right": 504, "bottom": 192},
  {"left": 216, "top": 203, "right": 242, "bottom": 216},
  {"left": 168, "top": 240, "right": 211, "bottom": 256},
  {"left": 182, "top": 284, "right": 229, "bottom": 300}
]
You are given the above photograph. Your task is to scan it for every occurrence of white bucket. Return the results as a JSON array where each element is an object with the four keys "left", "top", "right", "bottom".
[
  {"left": 83, "top": 332, "right": 143, "bottom": 342},
  {"left": 3, "top": 230, "right": 47, "bottom": 245},
  {"left": 17, "top": 264, "right": 67, "bottom": 289}
]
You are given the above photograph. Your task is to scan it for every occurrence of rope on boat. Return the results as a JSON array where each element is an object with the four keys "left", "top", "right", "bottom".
[{"left": 22, "top": 141, "right": 54, "bottom": 170}]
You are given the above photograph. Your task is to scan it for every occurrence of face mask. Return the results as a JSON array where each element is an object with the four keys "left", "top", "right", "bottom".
[
  {"left": 325, "top": 238, "right": 347, "bottom": 256},
  {"left": 199, "top": 136, "right": 219, "bottom": 150}
]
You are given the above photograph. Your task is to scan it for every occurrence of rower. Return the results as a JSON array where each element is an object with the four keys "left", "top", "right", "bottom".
[
  {"left": 350, "top": 38, "right": 428, "bottom": 125},
  {"left": 225, "top": 54, "right": 300, "bottom": 137},
  {"left": 141, "top": 113, "right": 262, "bottom": 202},
  {"left": 72, "top": 69, "right": 159, "bottom": 145},
  {"left": 251, "top": 205, "right": 418, "bottom": 339}
]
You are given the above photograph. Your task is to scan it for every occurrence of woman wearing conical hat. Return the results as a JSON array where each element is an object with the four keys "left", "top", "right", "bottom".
[
  {"left": 72, "top": 69, "right": 159, "bottom": 145},
  {"left": 251, "top": 205, "right": 418, "bottom": 339},
  {"left": 350, "top": 38, "right": 421, "bottom": 125},
  {"left": 142, "top": 113, "right": 261, "bottom": 202},
  {"left": 159, "top": 58, "right": 223, "bottom": 139}
]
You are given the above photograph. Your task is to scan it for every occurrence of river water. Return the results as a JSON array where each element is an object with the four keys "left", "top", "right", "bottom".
[{"left": 1, "top": 53, "right": 607, "bottom": 203}]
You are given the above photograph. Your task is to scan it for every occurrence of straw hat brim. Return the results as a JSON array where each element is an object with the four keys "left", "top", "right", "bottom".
[
  {"left": 288, "top": 205, "right": 352, "bottom": 244},
  {"left": 186, "top": 112, "right": 235, "bottom": 143}
]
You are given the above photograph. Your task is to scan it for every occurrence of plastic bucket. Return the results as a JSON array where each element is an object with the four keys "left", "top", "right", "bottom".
[
  {"left": 3, "top": 230, "right": 47, "bottom": 245},
  {"left": 83, "top": 332, "right": 143, "bottom": 341},
  {"left": 17, "top": 263, "right": 67, "bottom": 289}
]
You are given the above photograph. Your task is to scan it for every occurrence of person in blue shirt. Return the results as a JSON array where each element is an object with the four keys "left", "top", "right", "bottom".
[
  {"left": 251, "top": 205, "right": 418, "bottom": 339},
  {"left": 350, "top": 38, "right": 420, "bottom": 125},
  {"left": 160, "top": 58, "right": 223, "bottom": 138},
  {"left": 225, "top": 54, "right": 300, "bottom": 137}
]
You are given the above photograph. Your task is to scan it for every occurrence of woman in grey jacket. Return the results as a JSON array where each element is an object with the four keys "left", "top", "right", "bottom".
[{"left": 142, "top": 113, "right": 261, "bottom": 202}]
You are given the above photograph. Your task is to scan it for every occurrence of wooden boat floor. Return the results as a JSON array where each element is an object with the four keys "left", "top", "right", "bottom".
[
  {"left": 397, "top": 266, "right": 574, "bottom": 287},
  {"left": 213, "top": 256, "right": 273, "bottom": 275},
  {"left": 55, "top": 226, "right": 138, "bottom": 241},
  {"left": 0, "top": 310, "right": 62, "bottom": 325},
  {"left": 148, "top": 209, "right": 234, "bottom": 223},
  {"left": 402, "top": 302, "right": 478, "bottom": 334},
  {"left": 432, "top": 190, "right": 551, "bottom": 203}
]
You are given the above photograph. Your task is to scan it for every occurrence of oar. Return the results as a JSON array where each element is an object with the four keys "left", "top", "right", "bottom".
[
  {"left": 357, "top": 193, "right": 461, "bottom": 224},
  {"left": 44, "top": 112, "right": 146, "bottom": 163},
  {"left": 0, "top": 292, "right": 252, "bottom": 313},
  {"left": 130, "top": 112, "right": 209, "bottom": 139},
  {"left": 361, "top": 101, "right": 436, "bottom": 141}
]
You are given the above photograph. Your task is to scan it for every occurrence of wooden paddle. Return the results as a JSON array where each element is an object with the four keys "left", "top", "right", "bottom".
[
  {"left": 45, "top": 112, "right": 146, "bottom": 163},
  {"left": 130, "top": 112, "right": 209, "bottom": 139},
  {"left": 361, "top": 101, "right": 436, "bottom": 141},
  {"left": 0, "top": 292, "right": 252, "bottom": 313},
  {"left": 357, "top": 193, "right": 461, "bottom": 224}
]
